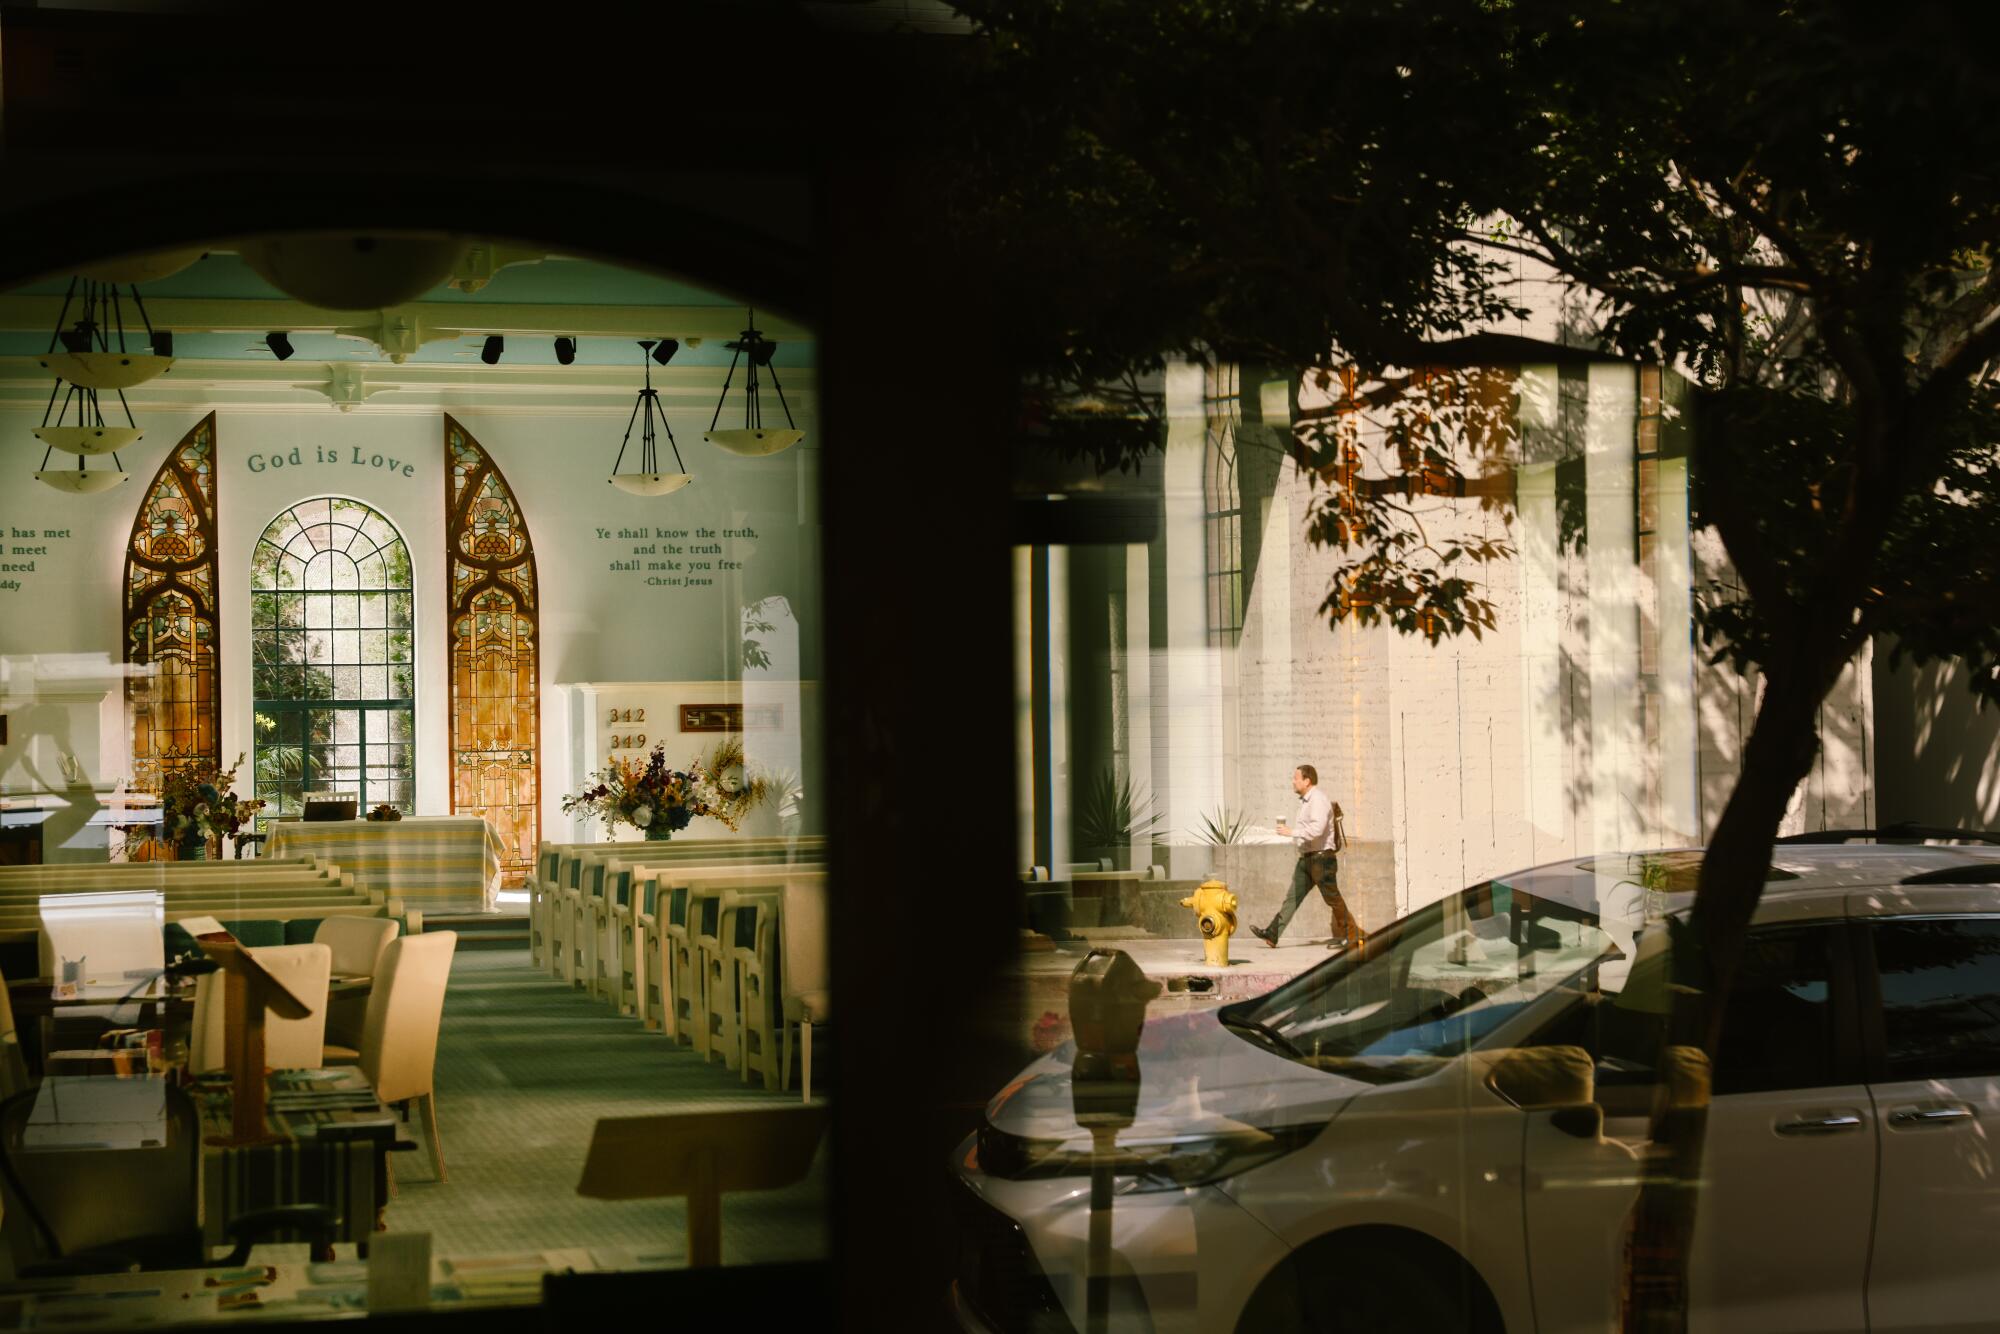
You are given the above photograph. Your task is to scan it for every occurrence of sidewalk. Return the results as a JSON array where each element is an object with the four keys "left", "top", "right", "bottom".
[{"left": 1012, "top": 928, "right": 1341, "bottom": 1051}]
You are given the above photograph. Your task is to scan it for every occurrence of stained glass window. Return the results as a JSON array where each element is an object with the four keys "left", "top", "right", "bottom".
[
  {"left": 124, "top": 415, "right": 220, "bottom": 794},
  {"left": 445, "top": 417, "right": 539, "bottom": 885},
  {"left": 250, "top": 498, "right": 415, "bottom": 819}
]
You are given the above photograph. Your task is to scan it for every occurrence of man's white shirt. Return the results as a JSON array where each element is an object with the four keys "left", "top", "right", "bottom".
[{"left": 1292, "top": 786, "right": 1335, "bottom": 853}]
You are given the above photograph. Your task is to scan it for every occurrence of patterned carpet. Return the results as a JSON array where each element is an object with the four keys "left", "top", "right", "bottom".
[{"left": 379, "top": 949, "right": 831, "bottom": 1267}]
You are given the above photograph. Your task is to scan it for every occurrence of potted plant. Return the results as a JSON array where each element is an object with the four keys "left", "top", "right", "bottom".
[
  {"left": 154, "top": 753, "right": 263, "bottom": 859},
  {"left": 1074, "top": 769, "right": 1163, "bottom": 872}
]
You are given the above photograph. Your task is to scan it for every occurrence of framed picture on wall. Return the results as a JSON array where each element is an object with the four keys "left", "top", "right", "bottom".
[{"left": 680, "top": 703, "right": 741, "bottom": 733}]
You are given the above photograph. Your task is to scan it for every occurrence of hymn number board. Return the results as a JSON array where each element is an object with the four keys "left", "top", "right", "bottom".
[{"left": 604, "top": 706, "right": 650, "bottom": 757}]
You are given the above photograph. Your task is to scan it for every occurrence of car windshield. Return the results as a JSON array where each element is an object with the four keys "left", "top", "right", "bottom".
[{"left": 1224, "top": 852, "right": 1711, "bottom": 1083}]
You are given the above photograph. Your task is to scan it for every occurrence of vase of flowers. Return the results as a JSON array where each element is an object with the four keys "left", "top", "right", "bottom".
[
  {"left": 561, "top": 738, "right": 765, "bottom": 841},
  {"left": 156, "top": 753, "right": 264, "bottom": 860}
]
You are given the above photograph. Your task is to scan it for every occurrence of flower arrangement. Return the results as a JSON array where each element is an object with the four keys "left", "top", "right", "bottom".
[
  {"left": 159, "top": 753, "right": 263, "bottom": 853},
  {"left": 561, "top": 738, "right": 766, "bottom": 840}
]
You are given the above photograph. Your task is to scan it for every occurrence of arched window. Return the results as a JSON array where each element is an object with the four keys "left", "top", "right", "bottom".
[
  {"left": 250, "top": 498, "right": 414, "bottom": 818},
  {"left": 124, "top": 414, "right": 220, "bottom": 794}
]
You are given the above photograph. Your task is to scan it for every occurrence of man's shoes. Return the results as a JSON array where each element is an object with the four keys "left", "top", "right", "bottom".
[{"left": 1251, "top": 925, "right": 1279, "bottom": 949}]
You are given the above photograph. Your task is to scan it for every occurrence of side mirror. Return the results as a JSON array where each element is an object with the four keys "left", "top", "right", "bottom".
[{"left": 1481, "top": 1044, "right": 1602, "bottom": 1137}]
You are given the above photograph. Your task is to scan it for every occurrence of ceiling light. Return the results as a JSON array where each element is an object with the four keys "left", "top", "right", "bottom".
[
  {"left": 266, "top": 332, "right": 295, "bottom": 361},
  {"left": 704, "top": 309, "right": 803, "bottom": 457},
  {"left": 554, "top": 336, "right": 576, "bottom": 366},
  {"left": 481, "top": 335, "right": 504, "bottom": 365},
  {"left": 32, "top": 375, "right": 137, "bottom": 494},
  {"left": 610, "top": 340, "right": 693, "bottom": 496},
  {"left": 236, "top": 233, "right": 465, "bottom": 310},
  {"left": 651, "top": 339, "right": 678, "bottom": 366},
  {"left": 28, "top": 272, "right": 176, "bottom": 493},
  {"left": 37, "top": 274, "right": 175, "bottom": 390}
]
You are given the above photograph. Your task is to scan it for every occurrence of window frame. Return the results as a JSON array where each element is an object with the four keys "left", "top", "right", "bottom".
[
  {"left": 1523, "top": 916, "right": 1865, "bottom": 1103},
  {"left": 249, "top": 498, "right": 417, "bottom": 820}
]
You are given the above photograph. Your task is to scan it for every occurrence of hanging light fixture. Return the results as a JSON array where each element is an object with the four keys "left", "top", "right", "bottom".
[
  {"left": 29, "top": 274, "right": 175, "bottom": 493},
  {"left": 36, "top": 274, "right": 175, "bottom": 391},
  {"left": 703, "top": 309, "right": 803, "bottom": 457},
  {"left": 609, "top": 340, "right": 693, "bottom": 496},
  {"left": 32, "top": 374, "right": 139, "bottom": 493}
]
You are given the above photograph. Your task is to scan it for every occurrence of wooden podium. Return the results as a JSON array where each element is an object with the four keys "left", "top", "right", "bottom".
[
  {"left": 577, "top": 1104, "right": 827, "bottom": 1267},
  {"left": 186, "top": 921, "right": 311, "bottom": 1147}
]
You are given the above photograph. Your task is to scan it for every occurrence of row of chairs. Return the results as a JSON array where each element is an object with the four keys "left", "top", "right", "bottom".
[
  {"left": 0, "top": 925, "right": 460, "bottom": 1275},
  {"left": 528, "top": 839, "right": 829, "bottom": 1100},
  {"left": 0, "top": 912, "right": 457, "bottom": 1182},
  {"left": 185, "top": 919, "right": 457, "bottom": 1181}
]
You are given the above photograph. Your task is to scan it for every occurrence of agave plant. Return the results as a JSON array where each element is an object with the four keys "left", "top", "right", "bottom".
[
  {"left": 1192, "top": 806, "right": 1250, "bottom": 845},
  {"left": 1075, "top": 769, "right": 1163, "bottom": 852}
]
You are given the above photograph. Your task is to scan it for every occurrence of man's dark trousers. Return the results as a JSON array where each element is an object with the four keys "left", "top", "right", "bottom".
[{"left": 1266, "top": 850, "right": 1340, "bottom": 940}]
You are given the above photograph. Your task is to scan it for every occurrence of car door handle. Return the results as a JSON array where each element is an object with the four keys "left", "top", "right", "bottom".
[
  {"left": 1888, "top": 1105, "right": 1975, "bottom": 1127},
  {"left": 1774, "top": 1112, "right": 1864, "bottom": 1136}
]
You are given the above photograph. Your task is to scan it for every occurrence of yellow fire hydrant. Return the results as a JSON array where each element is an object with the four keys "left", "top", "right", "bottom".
[{"left": 1181, "top": 879, "right": 1239, "bottom": 967}]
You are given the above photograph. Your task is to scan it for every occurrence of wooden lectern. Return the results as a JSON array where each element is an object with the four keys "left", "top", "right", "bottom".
[
  {"left": 576, "top": 1104, "right": 827, "bottom": 1267},
  {"left": 184, "top": 919, "right": 311, "bottom": 1147}
]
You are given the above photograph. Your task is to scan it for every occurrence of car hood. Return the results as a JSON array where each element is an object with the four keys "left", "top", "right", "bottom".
[{"left": 982, "top": 1010, "right": 1370, "bottom": 1146}]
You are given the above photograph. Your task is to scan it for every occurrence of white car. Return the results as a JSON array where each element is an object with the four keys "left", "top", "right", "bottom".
[{"left": 952, "top": 841, "right": 2000, "bottom": 1333}]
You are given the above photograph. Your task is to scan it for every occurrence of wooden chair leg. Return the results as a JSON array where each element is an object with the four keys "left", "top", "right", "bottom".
[
  {"left": 800, "top": 1021, "right": 812, "bottom": 1104},
  {"left": 781, "top": 1019, "right": 794, "bottom": 1092},
  {"left": 386, "top": 1151, "right": 399, "bottom": 1198},
  {"left": 420, "top": 1092, "right": 447, "bottom": 1183}
]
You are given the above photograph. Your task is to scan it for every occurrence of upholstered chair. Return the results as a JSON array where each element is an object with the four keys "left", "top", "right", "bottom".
[
  {"left": 314, "top": 916, "right": 399, "bottom": 982},
  {"left": 189, "top": 943, "right": 334, "bottom": 1072},
  {"left": 324, "top": 930, "right": 457, "bottom": 1182}
]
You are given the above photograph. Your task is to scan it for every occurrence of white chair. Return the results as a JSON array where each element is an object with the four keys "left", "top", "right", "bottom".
[
  {"left": 323, "top": 931, "right": 457, "bottom": 1182},
  {"left": 633, "top": 872, "right": 665, "bottom": 1032},
  {"left": 315, "top": 915, "right": 398, "bottom": 981},
  {"left": 316, "top": 916, "right": 399, "bottom": 1050},
  {"left": 189, "top": 942, "right": 334, "bottom": 1073},
  {"left": 528, "top": 844, "right": 560, "bottom": 970},
  {"left": 779, "top": 879, "right": 829, "bottom": 1103},
  {"left": 710, "top": 888, "right": 780, "bottom": 1076},
  {"left": 734, "top": 892, "right": 784, "bottom": 1091}
]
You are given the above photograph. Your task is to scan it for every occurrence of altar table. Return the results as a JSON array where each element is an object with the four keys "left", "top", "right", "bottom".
[{"left": 264, "top": 816, "right": 505, "bottom": 912}]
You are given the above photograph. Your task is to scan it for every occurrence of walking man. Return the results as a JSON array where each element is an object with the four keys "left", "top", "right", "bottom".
[{"left": 1251, "top": 764, "right": 1355, "bottom": 949}]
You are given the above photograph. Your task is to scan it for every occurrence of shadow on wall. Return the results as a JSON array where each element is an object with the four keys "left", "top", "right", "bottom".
[{"left": 1873, "top": 648, "right": 2000, "bottom": 829}]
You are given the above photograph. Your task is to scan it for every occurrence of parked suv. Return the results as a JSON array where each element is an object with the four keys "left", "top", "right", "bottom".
[{"left": 952, "top": 842, "right": 2000, "bottom": 1333}]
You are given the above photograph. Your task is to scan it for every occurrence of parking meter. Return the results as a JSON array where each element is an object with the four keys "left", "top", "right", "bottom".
[
  {"left": 1068, "top": 949, "right": 1161, "bottom": 1127},
  {"left": 1068, "top": 949, "right": 1161, "bottom": 1334}
]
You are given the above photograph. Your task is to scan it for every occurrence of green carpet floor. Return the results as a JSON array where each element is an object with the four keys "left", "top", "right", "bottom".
[{"left": 379, "top": 948, "right": 830, "bottom": 1267}]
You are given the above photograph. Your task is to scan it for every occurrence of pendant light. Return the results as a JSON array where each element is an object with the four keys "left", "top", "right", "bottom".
[
  {"left": 703, "top": 309, "right": 803, "bottom": 457},
  {"left": 609, "top": 340, "right": 693, "bottom": 495},
  {"left": 37, "top": 274, "right": 174, "bottom": 391},
  {"left": 30, "top": 274, "right": 173, "bottom": 493},
  {"left": 33, "top": 377, "right": 137, "bottom": 493}
]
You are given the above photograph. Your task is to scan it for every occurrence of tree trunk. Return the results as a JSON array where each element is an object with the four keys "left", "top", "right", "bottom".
[{"left": 1619, "top": 663, "right": 1828, "bottom": 1332}]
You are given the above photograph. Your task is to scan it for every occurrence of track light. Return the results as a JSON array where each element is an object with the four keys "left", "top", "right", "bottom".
[
  {"left": 553, "top": 336, "right": 576, "bottom": 366},
  {"left": 651, "top": 339, "right": 678, "bottom": 366},
  {"left": 265, "top": 331, "right": 294, "bottom": 361},
  {"left": 481, "top": 335, "right": 504, "bottom": 365}
]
